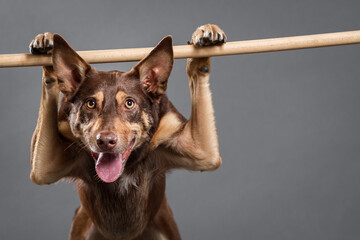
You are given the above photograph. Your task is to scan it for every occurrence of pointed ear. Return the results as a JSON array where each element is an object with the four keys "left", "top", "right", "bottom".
[
  {"left": 133, "top": 36, "right": 174, "bottom": 100},
  {"left": 52, "top": 34, "right": 91, "bottom": 100}
]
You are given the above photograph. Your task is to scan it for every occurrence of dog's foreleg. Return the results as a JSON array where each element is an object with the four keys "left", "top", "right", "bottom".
[
  {"left": 180, "top": 55, "right": 222, "bottom": 170},
  {"left": 155, "top": 24, "right": 225, "bottom": 171},
  {"left": 30, "top": 65, "right": 75, "bottom": 185},
  {"left": 156, "top": 56, "right": 222, "bottom": 171}
]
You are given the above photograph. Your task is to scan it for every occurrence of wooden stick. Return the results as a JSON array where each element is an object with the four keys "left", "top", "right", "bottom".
[{"left": 1, "top": 30, "right": 360, "bottom": 68}]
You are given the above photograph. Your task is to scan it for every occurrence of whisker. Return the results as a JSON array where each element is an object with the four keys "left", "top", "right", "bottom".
[
  {"left": 78, "top": 144, "right": 88, "bottom": 153},
  {"left": 75, "top": 141, "right": 90, "bottom": 153},
  {"left": 64, "top": 142, "right": 76, "bottom": 152}
]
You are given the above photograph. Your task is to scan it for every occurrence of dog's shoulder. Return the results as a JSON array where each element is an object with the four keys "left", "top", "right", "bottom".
[{"left": 150, "top": 96, "right": 186, "bottom": 150}]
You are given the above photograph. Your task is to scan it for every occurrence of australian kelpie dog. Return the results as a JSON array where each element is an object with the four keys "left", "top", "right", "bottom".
[{"left": 29, "top": 24, "right": 226, "bottom": 240}]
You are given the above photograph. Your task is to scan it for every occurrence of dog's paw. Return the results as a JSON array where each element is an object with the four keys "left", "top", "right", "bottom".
[
  {"left": 29, "top": 32, "right": 53, "bottom": 54},
  {"left": 188, "top": 24, "right": 226, "bottom": 47}
]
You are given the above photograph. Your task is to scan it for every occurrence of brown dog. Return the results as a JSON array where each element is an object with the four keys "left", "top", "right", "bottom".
[{"left": 30, "top": 24, "right": 226, "bottom": 240}]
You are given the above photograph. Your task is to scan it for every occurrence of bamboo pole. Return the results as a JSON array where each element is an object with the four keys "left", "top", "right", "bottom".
[{"left": 1, "top": 30, "right": 360, "bottom": 68}]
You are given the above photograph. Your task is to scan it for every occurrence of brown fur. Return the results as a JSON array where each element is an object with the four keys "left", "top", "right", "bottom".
[{"left": 30, "top": 24, "right": 225, "bottom": 239}]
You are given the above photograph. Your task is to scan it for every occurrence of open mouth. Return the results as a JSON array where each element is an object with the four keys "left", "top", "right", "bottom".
[{"left": 91, "top": 139, "right": 135, "bottom": 183}]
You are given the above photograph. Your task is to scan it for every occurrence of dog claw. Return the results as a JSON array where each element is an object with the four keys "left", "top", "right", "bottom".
[{"left": 189, "top": 24, "right": 226, "bottom": 47}]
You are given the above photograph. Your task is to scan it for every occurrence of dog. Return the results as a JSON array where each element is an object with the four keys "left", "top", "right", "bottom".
[{"left": 29, "top": 24, "right": 226, "bottom": 240}]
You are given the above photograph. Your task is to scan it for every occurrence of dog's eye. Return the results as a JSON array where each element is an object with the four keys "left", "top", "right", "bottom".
[
  {"left": 125, "top": 99, "right": 135, "bottom": 109},
  {"left": 86, "top": 99, "right": 96, "bottom": 110}
]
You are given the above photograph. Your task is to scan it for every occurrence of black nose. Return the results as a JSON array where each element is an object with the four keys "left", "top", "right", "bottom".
[{"left": 96, "top": 132, "right": 117, "bottom": 151}]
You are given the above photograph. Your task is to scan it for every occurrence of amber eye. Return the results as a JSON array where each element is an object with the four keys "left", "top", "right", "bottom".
[
  {"left": 125, "top": 99, "right": 135, "bottom": 109},
  {"left": 86, "top": 99, "right": 96, "bottom": 110}
]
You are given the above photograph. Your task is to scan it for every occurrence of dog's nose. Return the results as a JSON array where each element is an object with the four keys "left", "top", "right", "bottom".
[{"left": 96, "top": 132, "right": 118, "bottom": 151}]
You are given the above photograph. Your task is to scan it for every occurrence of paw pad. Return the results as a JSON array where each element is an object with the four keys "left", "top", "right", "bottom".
[
  {"left": 44, "top": 77, "right": 55, "bottom": 86},
  {"left": 198, "top": 65, "right": 210, "bottom": 73}
]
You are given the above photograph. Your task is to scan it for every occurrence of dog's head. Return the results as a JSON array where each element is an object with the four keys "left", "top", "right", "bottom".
[{"left": 52, "top": 34, "right": 173, "bottom": 183}]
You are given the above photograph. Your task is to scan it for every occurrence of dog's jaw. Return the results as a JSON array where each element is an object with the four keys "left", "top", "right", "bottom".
[{"left": 91, "top": 138, "right": 135, "bottom": 183}]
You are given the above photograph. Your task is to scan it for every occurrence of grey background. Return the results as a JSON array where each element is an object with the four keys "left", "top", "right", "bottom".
[{"left": 0, "top": 0, "right": 360, "bottom": 239}]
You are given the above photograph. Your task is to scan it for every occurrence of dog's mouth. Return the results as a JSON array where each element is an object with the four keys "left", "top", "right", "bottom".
[{"left": 91, "top": 139, "right": 135, "bottom": 183}]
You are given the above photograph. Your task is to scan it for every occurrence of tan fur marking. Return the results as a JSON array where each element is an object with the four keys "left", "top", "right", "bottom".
[
  {"left": 113, "top": 118, "right": 149, "bottom": 150},
  {"left": 150, "top": 112, "right": 182, "bottom": 150},
  {"left": 83, "top": 117, "right": 102, "bottom": 151},
  {"left": 114, "top": 118, "right": 131, "bottom": 143},
  {"left": 58, "top": 120, "right": 77, "bottom": 141},
  {"left": 125, "top": 121, "right": 145, "bottom": 143},
  {"left": 142, "top": 111, "right": 150, "bottom": 129},
  {"left": 88, "top": 117, "right": 102, "bottom": 134},
  {"left": 93, "top": 91, "right": 104, "bottom": 108},
  {"left": 116, "top": 91, "right": 127, "bottom": 106}
]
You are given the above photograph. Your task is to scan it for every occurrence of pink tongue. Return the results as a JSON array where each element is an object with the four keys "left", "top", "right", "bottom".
[{"left": 95, "top": 153, "right": 123, "bottom": 183}]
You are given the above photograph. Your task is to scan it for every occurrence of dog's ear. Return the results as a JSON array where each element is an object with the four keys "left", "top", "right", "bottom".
[
  {"left": 52, "top": 34, "right": 91, "bottom": 100},
  {"left": 133, "top": 36, "right": 174, "bottom": 100}
]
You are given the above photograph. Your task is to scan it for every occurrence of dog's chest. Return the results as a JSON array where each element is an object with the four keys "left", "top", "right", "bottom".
[{"left": 78, "top": 165, "right": 159, "bottom": 239}]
